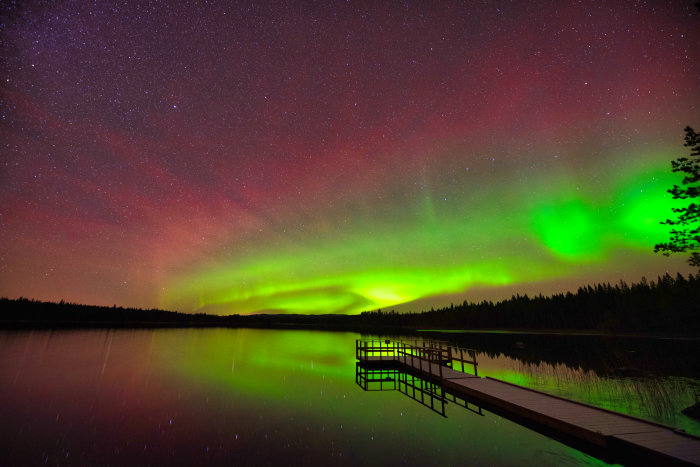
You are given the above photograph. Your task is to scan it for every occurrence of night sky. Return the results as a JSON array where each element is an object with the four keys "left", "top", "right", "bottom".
[{"left": 1, "top": 1, "right": 698, "bottom": 315}]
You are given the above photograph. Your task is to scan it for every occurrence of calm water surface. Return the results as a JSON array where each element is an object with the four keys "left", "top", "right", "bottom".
[{"left": 1, "top": 328, "right": 697, "bottom": 465}]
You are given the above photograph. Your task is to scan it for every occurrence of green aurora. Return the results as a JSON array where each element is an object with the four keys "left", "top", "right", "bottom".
[{"left": 163, "top": 148, "right": 686, "bottom": 315}]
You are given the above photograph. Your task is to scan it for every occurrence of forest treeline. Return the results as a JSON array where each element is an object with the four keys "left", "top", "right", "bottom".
[
  {"left": 1, "top": 273, "right": 698, "bottom": 333},
  {"left": 0, "top": 298, "right": 225, "bottom": 327},
  {"left": 360, "top": 272, "right": 700, "bottom": 333},
  {"left": 0, "top": 297, "right": 358, "bottom": 329}
]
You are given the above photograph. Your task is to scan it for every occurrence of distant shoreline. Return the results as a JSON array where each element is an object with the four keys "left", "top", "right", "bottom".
[
  {"left": 1, "top": 314, "right": 698, "bottom": 341},
  {"left": 2, "top": 320, "right": 699, "bottom": 341},
  {"left": 2, "top": 271, "right": 699, "bottom": 336},
  {"left": 417, "top": 328, "right": 700, "bottom": 341}
]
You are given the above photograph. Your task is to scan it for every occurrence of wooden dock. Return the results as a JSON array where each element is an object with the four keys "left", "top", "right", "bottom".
[{"left": 356, "top": 339, "right": 700, "bottom": 466}]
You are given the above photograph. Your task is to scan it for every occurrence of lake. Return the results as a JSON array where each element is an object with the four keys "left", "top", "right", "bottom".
[{"left": 1, "top": 328, "right": 698, "bottom": 465}]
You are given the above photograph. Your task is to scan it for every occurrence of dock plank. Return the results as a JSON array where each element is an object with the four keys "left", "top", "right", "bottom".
[
  {"left": 613, "top": 431, "right": 700, "bottom": 464},
  {"left": 357, "top": 347, "right": 700, "bottom": 466}
]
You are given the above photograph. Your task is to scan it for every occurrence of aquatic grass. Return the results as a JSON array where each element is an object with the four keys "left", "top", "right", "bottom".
[{"left": 477, "top": 352, "right": 700, "bottom": 436}]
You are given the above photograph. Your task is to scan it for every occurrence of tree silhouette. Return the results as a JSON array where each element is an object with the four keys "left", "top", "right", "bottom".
[{"left": 655, "top": 126, "right": 700, "bottom": 267}]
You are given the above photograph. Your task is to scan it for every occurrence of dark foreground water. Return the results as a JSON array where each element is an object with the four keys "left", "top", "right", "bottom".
[{"left": 0, "top": 328, "right": 697, "bottom": 465}]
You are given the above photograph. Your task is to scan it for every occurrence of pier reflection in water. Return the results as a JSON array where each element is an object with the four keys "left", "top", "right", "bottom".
[{"left": 355, "top": 364, "right": 484, "bottom": 418}]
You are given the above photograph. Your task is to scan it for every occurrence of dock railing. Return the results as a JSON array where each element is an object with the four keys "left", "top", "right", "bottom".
[
  {"left": 398, "top": 342, "right": 447, "bottom": 379},
  {"left": 355, "top": 338, "right": 401, "bottom": 361},
  {"left": 356, "top": 339, "right": 479, "bottom": 377},
  {"left": 449, "top": 345, "right": 479, "bottom": 376}
]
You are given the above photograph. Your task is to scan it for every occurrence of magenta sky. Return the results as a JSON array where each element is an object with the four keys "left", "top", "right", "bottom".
[{"left": 1, "top": 1, "right": 698, "bottom": 314}]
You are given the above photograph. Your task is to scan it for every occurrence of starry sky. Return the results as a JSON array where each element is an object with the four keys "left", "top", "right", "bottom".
[{"left": 1, "top": 0, "right": 698, "bottom": 315}]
